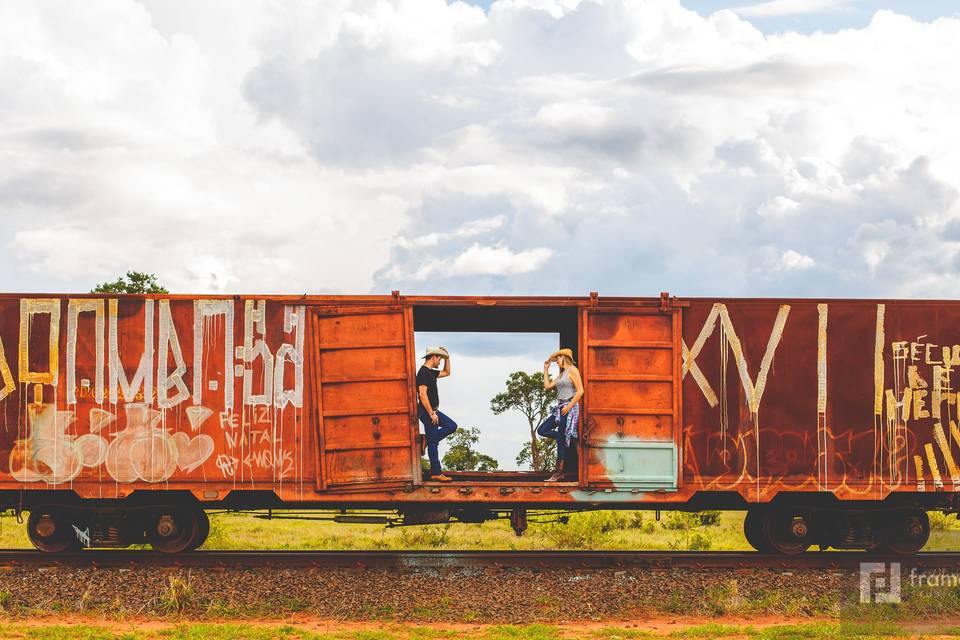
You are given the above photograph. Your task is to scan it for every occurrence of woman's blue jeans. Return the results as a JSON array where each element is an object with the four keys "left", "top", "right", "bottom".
[{"left": 536, "top": 411, "right": 568, "bottom": 467}]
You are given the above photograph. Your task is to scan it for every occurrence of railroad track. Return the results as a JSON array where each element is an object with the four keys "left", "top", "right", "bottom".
[{"left": 2, "top": 549, "right": 960, "bottom": 570}]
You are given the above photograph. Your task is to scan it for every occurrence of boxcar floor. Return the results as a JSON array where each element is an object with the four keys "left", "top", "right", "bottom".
[{"left": 434, "top": 470, "right": 579, "bottom": 485}]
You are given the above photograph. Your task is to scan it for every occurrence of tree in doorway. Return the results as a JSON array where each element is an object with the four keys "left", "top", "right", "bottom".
[
  {"left": 490, "top": 371, "right": 557, "bottom": 472},
  {"left": 515, "top": 437, "right": 556, "bottom": 472},
  {"left": 442, "top": 427, "right": 499, "bottom": 472}
]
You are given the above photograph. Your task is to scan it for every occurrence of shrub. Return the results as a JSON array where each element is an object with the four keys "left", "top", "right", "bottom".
[
  {"left": 929, "top": 512, "right": 958, "bottom": 531},
  {"left": 542, "top": 511, "right": 628, "bottom": 549},
  {"left": 593, "top": 511, "right": 629, "bottom": 533},
  {"left": 688, "top": 532, "right": 712, "bottom": 550},
  {"left": 202, "top": 514, "right": 229, "bottom": 549},
  {"left": 160, "top": 575, "right": 194, "bottom": 613},
  {"left": 704, "top": 582, "right": 739, "bottom": 615},
  {"left": 662, "top": 511, "right": 718, "bottom": 550},
  {"left": 661, "top": 511, "right": 700, "bottom": 531},
  {"left": 698, "top": 510, "right": 722, "bottom": 526},
  {"left": 661, "top": 510, "right": 721, "bottom": 530},
  {"left": 399, "top": 524, "right": 451, "bottom": 548}
]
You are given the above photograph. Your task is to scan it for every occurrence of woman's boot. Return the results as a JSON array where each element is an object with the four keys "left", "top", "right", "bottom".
[{"left": 546, "top": 460, "right": 564, "bottom": 482}]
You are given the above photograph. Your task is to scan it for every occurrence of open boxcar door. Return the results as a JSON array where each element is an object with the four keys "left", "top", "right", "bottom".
[
  {"left": 311, "top": 305, "right": 419, "bottom": 491},
  {"left": 581, "top": 300, "right": 682, "bottom": 490}
]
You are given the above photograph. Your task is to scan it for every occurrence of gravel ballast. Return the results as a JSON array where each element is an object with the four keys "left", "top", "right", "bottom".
[{"left": 0, "top": 564, "right": 859, "bottom": 621}]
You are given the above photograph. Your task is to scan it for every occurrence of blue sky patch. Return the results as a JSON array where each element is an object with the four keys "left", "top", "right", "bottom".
[{"left": 460, "top": 1, "right": 959, "bottom": 35}]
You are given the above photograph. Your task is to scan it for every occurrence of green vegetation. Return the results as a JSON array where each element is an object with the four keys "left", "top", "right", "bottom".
[
  {"left": 191, "top": 508, "right": 746, "bottom": 551},
  {"left": 160, "top": 576, "right": 195, "bottom": 614},
  {"left": 926, "top": 512, "right": 960, "bottom": 550},
  {"left": 664, "top": 622, "right": 911, "bottom": 639},
  {"left": 2, "top": 509, "right": 958, "bottom": 552},
  {"left": 928, "top": 511, "right": 958, "bottom": 531},
  {"left": 491, "top": 371, "right": 557, "bottom": 471},
  {"left": 2, "top": 509, "right": 960, "bottom": 630},
  {"left": 91, "top": 271, "right": 168, "bottom": 294},
  {"left": 0, "top": 509, "right": 747, "bottom": 552},
  {"left": 0, "top": 621, "right": 951, "bottom": 639},
  {"left": 442, "top": 427, "right": 499, "bottom": 472}
]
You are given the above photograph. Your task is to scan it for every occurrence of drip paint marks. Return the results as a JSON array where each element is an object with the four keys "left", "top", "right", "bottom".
[
  {"left": 681, "top": 301, "right": 960, "bottom": 499},
  {"left": 0, "top": 298, "right": 306, "bottom": 488}
]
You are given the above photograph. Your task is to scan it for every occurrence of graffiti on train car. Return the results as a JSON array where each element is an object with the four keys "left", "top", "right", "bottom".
[
  {"left": 0, "top": 298, "right": 306, "bottom": 485},
  {"left": 885, "top": 331, "right": 960, "bottom": 491},
  {"left": 682, "top": 302, "right": 960, "bottom": 496}
]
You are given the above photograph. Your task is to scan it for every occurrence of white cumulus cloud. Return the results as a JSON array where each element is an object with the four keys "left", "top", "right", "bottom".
[
  {"left": 0, "top": 0, "right": 959, "bottom": 301},
  {"left": 778, "top": 249, "right": 815, "bottom": 271},
  {"left": 386, "top": 242, "right": 552, "bottom": 280},
  {"left": 450, "top": 244, "right": 553, "bottom": 276}
]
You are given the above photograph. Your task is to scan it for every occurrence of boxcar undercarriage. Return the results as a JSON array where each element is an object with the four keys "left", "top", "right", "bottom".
[{"left": 6, "top": 487, "right": 957, "bottom": 554}]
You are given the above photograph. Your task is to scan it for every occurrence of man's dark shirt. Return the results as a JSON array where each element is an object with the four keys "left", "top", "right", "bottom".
[{"left": 417, "top": 365, "right": 440, "bottom": 410}]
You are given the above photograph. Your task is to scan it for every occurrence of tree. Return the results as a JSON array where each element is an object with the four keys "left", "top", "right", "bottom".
[
  {"left": 490, "top": 371, "right": 557, "bottom": 471},
  {"left": 515, "top": 438, "right": 556, "bottom": 471},
  {"left": 442, "top": 427, "right": 499, "bottom": 472},
  {"left": 91, "top": 271, "right": 168, "bottom": 294}
]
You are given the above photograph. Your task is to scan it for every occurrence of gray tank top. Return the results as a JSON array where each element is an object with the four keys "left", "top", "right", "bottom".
[{"left": 554, "top": 368, "right": 576, "bottom": 401}]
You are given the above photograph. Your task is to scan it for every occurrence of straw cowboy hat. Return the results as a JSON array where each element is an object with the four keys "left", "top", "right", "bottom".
[
  {"left": 549, "top": 348, "right": 575, "bottom": 364},
  {"left": 421, "top": 346, "right": 450, "bottom": 359}
]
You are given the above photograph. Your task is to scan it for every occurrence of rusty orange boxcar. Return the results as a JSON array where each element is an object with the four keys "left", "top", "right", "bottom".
[{"left": 0, "top": 292, "right": 954, "bottom": 554}]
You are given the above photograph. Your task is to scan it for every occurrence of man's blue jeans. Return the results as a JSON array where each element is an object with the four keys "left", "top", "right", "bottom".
[
  {"left": 418, "top": 406, "right": 458, "bottom": 475},
  {"left": 536, "top": 412, "right": 568, "bottom": 466}
]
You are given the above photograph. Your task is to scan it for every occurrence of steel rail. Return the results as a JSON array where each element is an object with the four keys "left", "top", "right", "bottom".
[{"left": 2, "top": 549, "right": 960, "bottom": 570}]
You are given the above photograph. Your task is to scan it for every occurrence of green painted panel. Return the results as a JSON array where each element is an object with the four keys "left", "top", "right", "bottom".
[{"left": 595, "top": 440, "right": 677, "bottom": 490}]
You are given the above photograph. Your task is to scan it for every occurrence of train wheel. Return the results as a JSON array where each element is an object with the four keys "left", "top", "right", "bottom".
[
  {"left": 27, "top": 509, "right": 82, "bottom": 553},
  {"left": 147, "top": 506, "right": 202, "bottom": 554},
  {"left": 189, "top": 510, "right": 210, "bottom": 551},
  {"left": 761, "top": 509, "right": 811, "bottom": 555},
  {"left": 880, "top": 509, "right": 929, "bottom": 555},
  {"left": 743, "top": 509, "right": 773, "bottom": 553}
]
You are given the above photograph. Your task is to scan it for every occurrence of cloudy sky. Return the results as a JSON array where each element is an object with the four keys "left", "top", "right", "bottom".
[{"left": 3, "top": 0, "right": 959, "bottom": 464}]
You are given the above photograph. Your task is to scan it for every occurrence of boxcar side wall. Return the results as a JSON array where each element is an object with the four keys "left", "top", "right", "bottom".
[
  {"left": 0, "top": 295, "right": 319, "bottom": 503},
  {"left": 682, "top": 298, "right": 960, "bottom": 504},
  {"left": 1, "top": 293, "right": 957, "bottom": 512}
]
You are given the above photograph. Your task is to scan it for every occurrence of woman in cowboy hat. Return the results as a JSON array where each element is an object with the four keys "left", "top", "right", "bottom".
[
  {"left": 417, "top": 346, "right": 458, "bottom": 482},
  {"left": 537, "top": 348, "right": 583, "bottom": 481}
]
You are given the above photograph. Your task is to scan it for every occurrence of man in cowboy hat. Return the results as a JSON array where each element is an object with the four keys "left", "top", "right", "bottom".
[{"left": 417, "top": 346, "right": 458, "bottom": 482}]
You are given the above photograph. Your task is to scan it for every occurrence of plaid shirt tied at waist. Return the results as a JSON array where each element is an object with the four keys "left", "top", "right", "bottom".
[{"left": 551, "top": 401, "right": 580, "bottom": 446}]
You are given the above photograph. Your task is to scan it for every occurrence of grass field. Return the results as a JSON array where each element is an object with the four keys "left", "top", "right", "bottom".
[
  {"left": 1, "top": 509, "right": 958, "bottom": 551},
  {"left": 0, "top": 621, "right": 952, "bottom": 639}
]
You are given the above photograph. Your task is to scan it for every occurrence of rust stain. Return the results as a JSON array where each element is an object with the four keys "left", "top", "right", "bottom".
[{"left": 0, "top": 294, "right": 956, "bottom": 508}]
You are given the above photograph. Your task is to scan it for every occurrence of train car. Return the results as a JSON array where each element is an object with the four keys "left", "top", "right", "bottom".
[{"left": 0, "top": 292, "right": 957, "bottom": 554}]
